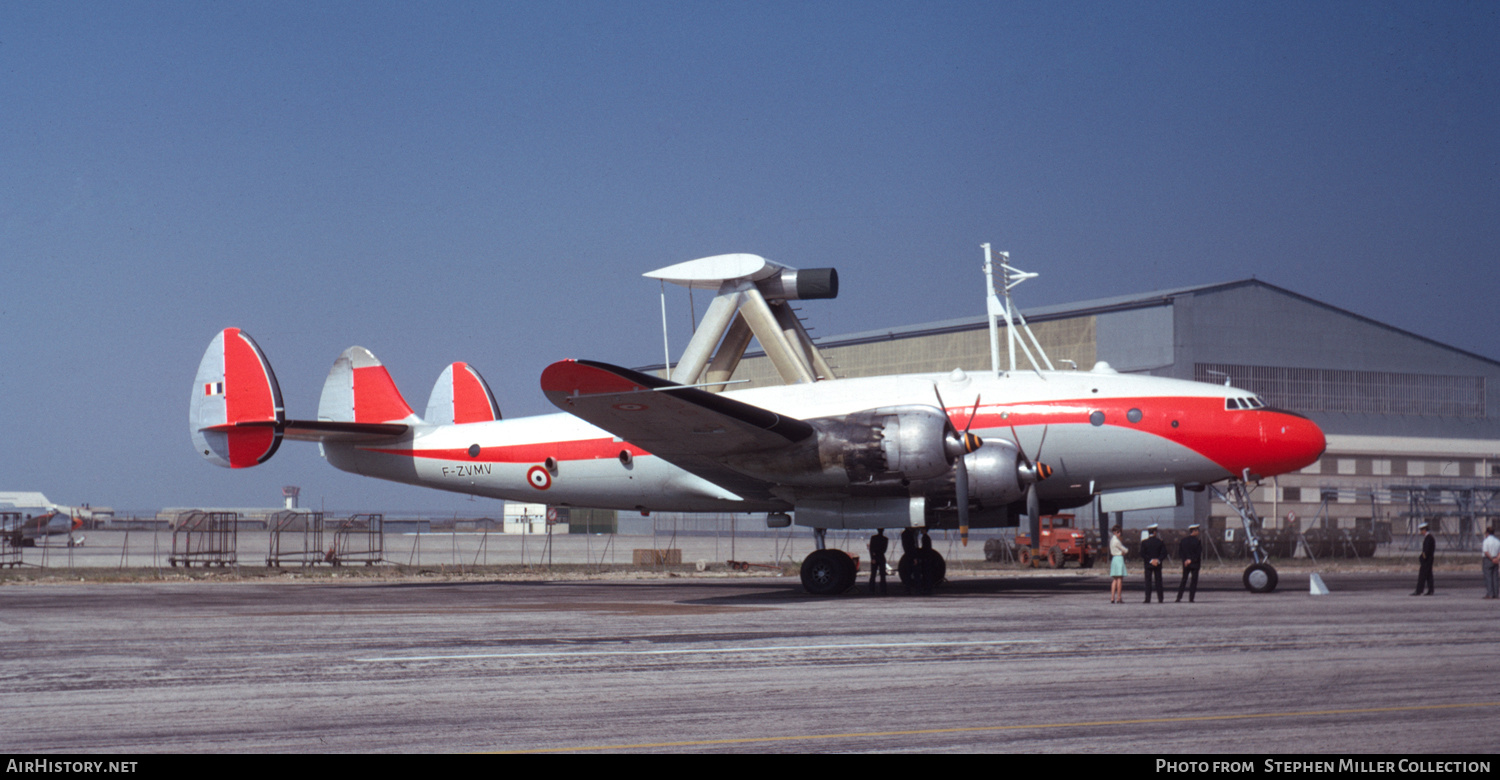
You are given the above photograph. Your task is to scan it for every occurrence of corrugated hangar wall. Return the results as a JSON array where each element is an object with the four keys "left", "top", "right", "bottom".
[
  {"left": 729, "top": 316, "right": 1098, "bottom": 388},
  {"left": 724, "top": 280, "right": 1500, "bottom": 536}
]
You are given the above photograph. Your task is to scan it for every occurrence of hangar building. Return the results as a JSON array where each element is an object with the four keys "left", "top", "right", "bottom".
[{"left": 715, "top": 279, "right": 1500, "bottom": 546}]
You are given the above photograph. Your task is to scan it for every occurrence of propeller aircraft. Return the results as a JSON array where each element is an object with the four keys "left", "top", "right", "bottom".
[{"left": 190, "top": 251, "right": 1325, "bottom": 594}]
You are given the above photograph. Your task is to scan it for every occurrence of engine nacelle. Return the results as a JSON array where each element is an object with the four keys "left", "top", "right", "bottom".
[
  {"left": 825, "top": 405, "right": 952, "bottom": 483},
  {"left": 958, "top": 440, "right": 1028, "bottom": 505},
  {"left": 726, "top": 405, "right": 953, "bottom": 488}
]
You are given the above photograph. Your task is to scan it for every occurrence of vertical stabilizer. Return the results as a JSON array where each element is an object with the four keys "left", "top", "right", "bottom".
[
  {"left": 317, "top": 346, "right": 421, "bottom": 424},
  {"left": 190, "top": 328, "right": 285, "bottom": 468},
  {"left": 424, "top": 362, "right": 502, "bottom": 424}
]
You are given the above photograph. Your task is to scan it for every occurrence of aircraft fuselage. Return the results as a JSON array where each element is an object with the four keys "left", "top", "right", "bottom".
[{"left": 319, "top": 367, "right": 1325, "bottom": 523}]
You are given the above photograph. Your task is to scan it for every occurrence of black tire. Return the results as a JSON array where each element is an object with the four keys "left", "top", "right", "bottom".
[
  {"left": 1049, "top": 546, "right": 1064, "bottom": 569},
  {"left": 801, "top": 549, "right": 855, "bottom": 596},
  {"left": 1080, "top": 554, "right": 1095, "bottom": 569},
  {"left": 1018, "top": 547, "right": 1032, "bottom": 567},
  {"left": 1243, "top": 563, "right": 1279, "bottom": 593},
  {"left": 906, "top": 548, "right": 944, "bottom": 595}
]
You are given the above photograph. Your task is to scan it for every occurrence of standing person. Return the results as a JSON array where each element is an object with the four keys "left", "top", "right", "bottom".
[
  {"left": 1108, "top": 526, "right": 1128, "bottom": 603},
  {"left": 1482, "top": 526, "right": 1500, "bottom": 600},
  {"left": 868, "top": 529, "right": 889, "bottom": 596},
  {"left": 900, "top": 527, "right": 917, "bottom": 557},
  {"left": 1176, "top": 524, "right": 1203, "bottom": 603},
  {"left": 1412, "top": 522, "right": 1435, "bottom": 596},
  {"left": 1140, "top": 524, "right": 1167, "bottom": 603}
]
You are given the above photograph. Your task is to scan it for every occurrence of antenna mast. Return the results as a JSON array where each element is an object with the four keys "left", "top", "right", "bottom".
[{"left": 983, "top": 243, "right": 1054, "bottom": 376}]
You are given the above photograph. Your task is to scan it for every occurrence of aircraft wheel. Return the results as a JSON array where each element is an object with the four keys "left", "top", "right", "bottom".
[
  {"left": 903, "top": 548, "right": 945, "bottom": 594},
  {"left": 1049, "top": 547, "right": 1064, "bottom": 569},
  {"left": 801, "top": 549, "right": 855, "bottom": 596},
  {"left": 1243, "top": 563, "right": 1279, "bottom": 593}
]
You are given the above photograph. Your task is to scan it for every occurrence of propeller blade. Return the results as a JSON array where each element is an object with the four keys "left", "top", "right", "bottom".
[
  {"left": 956, "top": 454, "right": 970, "bottom": 546},
  {"left": 1009, "top": 424, "right": 1030, "bottom": 462},
  {"left": 1027, "top": 483, "right": 1041, "bottom": 552}
]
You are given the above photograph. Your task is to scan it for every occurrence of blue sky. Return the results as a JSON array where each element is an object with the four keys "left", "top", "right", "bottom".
[{"left": 4, "top": 1, "right": 1496, "bottom": 514}]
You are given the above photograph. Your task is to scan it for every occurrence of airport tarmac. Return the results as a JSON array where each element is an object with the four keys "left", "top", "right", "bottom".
[{"left": 3, "top": 569, "right": 1497, "bottom": 754}]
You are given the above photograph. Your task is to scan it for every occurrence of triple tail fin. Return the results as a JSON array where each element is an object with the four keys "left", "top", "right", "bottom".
[
  {"left": 424, "top": 362, "right": 501, "bottom": 424},
  {"left": 190, "top": 328, "right": 285, "bottom": 468}
]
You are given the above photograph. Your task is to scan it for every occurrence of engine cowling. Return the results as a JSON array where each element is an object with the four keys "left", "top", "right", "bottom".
[
  {"left": 956, "top": 440, "right": 1028, "bottom": 505},
  {"left": 725, "top": 405, "right": 955, "bottom": 488},
  {"left": 824, "top": 405, "right": 953, "bottom": 483}
]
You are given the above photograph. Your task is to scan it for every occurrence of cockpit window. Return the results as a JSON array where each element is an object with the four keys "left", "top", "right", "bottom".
[{"left": 1226, "top": 396, "right": 1266, "bottom": 410}]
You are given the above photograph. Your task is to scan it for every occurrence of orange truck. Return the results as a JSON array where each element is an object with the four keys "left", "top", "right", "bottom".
[{"left": 1015, "top": 514, "right": 1096, "bottom": 569}]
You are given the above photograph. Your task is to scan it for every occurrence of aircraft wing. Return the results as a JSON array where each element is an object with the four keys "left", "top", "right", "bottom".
[{"left": 540, "top": 359, "right": 813, "bottom": 502}]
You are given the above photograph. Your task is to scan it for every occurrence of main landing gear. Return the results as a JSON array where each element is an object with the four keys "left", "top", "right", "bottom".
[
  {"left": 800, "top": 548, "right": 858, "bottom": 595},
  {"left": 897, "top": 547, "right": 945, "bottom": 595},
  {"left": 1212, "top": 478, "right": 1280, "bottom": 593},
  {"left": 798, "top": 528, "right": 947, "bottom": 595}
]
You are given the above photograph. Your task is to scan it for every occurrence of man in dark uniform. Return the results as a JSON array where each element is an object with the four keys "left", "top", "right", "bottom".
[
  {"left": 1412, "top": 521, "right": 1435, "bottom": 596},
  {"left": 1176, "top": 524, "right": 1203, "bottom": 602},
  {"left": 868, "top": 529, "right": 889, "bottom": 595},
  {"left": 1140, "top": 524, "right": 1168, "bottom": 603}
]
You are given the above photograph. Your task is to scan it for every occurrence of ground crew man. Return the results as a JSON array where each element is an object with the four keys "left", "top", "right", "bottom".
[
  {"left": 868, "top": 529, "right": 889, "bottom": 595},
  {"left": 1140, "top": 524, "right": 1167, "bottom": 603},
  {"left": 1413, "top": 522, "right": 1435, "bottom": 596},
  {"left": 1176, "top": 524, "right": 1202, "bottom": 602}
]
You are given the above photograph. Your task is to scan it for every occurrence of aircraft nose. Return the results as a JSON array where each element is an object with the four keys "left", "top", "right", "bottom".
[{"left": 1260, "top": 410, "right": 1326, "bottom": 476}]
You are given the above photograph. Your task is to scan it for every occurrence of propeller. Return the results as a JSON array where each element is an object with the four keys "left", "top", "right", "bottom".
[
  {"left": 934, "top": 388, "right": 984, "bottom": 546},
  {"left": 1009, "top": 424, "right": 1053, "bottom": 560}
]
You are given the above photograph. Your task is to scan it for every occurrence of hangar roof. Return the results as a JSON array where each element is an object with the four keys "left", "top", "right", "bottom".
[{"left": 815, "top": 278, "right": 1500, "bottom": 369}]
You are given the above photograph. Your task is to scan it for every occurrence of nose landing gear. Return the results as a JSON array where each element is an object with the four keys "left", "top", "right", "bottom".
[{"left": 1213, "top": 478, "right": 1280, "bottom": 593}]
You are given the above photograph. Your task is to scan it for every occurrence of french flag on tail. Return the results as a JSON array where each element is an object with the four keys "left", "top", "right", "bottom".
[{"left": 190, "top": 328, "right": 285, "bottom": 468}]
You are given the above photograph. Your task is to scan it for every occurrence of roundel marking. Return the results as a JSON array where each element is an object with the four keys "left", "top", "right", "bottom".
[
  {"left": 527, "top": 465, "right": 552, "bottom": 490},
  {"left": 613, "top": 402, "right": 648, "bottom": 412}
]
